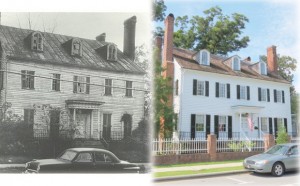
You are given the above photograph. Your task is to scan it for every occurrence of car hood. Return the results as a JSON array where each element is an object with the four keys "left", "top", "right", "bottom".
[
  {"left": 246, "top": 153, "right": 283, "bottom": 162},
  {"left": 31, "top": 159, "right": 69, "bottom": 166}
]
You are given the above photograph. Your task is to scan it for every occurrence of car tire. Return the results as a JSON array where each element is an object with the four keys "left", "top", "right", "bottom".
[{"left": 271, "top": 162, "right": 285, "bottom": 177}]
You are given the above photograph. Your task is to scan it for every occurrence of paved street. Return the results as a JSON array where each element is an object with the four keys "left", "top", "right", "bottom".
[{"left": 155, "top": 172, "right": 300, "bottom": 186}]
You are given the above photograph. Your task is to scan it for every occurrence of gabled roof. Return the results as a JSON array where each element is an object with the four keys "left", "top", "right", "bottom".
[
  {"left": 0, "top": 25, "right": 144, "bottom": 75},
  {"left": 173, "top": 47, "right": 289, "bottom": 84}
]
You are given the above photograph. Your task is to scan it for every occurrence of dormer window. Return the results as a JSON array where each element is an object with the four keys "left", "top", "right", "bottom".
[
  {"left": 199, "top": 50, "right": 210, "bottom": 66},
  {"left": 260, "top": 62, "right": 267, "bottom": 75},
  {"left": 71, "top": 39, "right": 82, "bottom": 57},
  {"left": 107, "top": 44, "right": 117, "bottom": 61},
  {"left": 232, "top": 57, "right": 241, "bottom": 71},
  {"left": 31, "top": 32, "right": 43, "bottom": 51}
]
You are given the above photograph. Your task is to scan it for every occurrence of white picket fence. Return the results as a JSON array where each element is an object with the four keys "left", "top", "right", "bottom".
[
  {"left": 153, "top": 138, "right": 265, "bottom": 155},
  {"left": 152, "top": 138, "right": 207, "bottom": 155}
]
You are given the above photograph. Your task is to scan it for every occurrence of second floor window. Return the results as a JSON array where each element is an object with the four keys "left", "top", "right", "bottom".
[
  {"left": 237, "top": 85, "right": 250, "bottom": 100},
  {"left": 258, "top": 88, "right": 270, "bottom": 102},
  {"left": 125, "top": 81, "right": 133, "bottom": 97},
  {"left": 274, "top": 90, "right": 285, "bottom": 103},
  {"left": 216, "top": 82, "right": 230, "bottom": 98},
  {"left": 21, "top": 70, "right": 35, "bottom": 89},
  {"left": 105, "top": 79, "right": 112, "bottom": 96},
  {"left": 52, "top": 74, "right": 61, "bottom": 91},
  {"left": 193, "top": 80, "right": 209, "bottom": 97},
  {"left": 73, "top": 76, "right": 90, "bottom": 94}
]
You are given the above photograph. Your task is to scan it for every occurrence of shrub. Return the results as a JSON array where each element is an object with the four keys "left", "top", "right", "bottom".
[{"left": 276, "top": 125, "right": 289, "bottom": 144}]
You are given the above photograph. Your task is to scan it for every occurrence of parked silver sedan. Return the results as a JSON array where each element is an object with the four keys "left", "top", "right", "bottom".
[{"left": 243, "top": 143, "right": 299, "bottom": 176}]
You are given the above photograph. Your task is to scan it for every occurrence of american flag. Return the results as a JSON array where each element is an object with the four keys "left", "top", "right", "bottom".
[{"left": 247, "top": 114, "right": 254, "bottom": 131}]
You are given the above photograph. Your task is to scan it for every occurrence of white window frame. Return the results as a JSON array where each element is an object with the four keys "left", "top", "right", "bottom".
[
  {"left": 107, "top": 44, "right": 117, "bottom": 61},
  {"left": 195, "top": 115, "right": 205, "bottom": 132},
  {"left": 276, "top": 90, "right": 282, "bottom": 103},
  {"left": 261, "top": 117, "right": 268, "bottom": 133},
  {"left": 125, "top": 81, "right": 133, "bottom": 97},
  {"left": 31, "top": 32, "right": 43, "bottom": 51},
  {"left": 196, "top": 81, "right": 205, "bottom": 96},
  {"left": 52, "top": 73, "right": 61, "bottom": 91},
  {"left": 260, "top": 62, "right": 267, "bottom": 75},
  {"left": 240, "top": 85, "right": 246, "bottom": 100},
  {"left": 261, "top": 88, "right": 267, "bottom": 102},
  {"left": 199, "top": 50, "right": 210, "bottom": 66},
  {"left": 232, "top": 57, "right": 240, "bottom": 71},
  {"left": 218, "top": 116, "right": 227, "bottom": 132},
  {"left": 71, "top": 39, "right": 82, "bottom": 56},
  {"left": 104, "top": 78, "right": 113, "bottom": 96},
  {"left": 219, "top": 83, "right": 226, "bottom": 98}
]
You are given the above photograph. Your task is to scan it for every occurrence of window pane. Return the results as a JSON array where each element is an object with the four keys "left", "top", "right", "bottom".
[{"left": 219, "top": 83, "right": 225, "bottom": 97}]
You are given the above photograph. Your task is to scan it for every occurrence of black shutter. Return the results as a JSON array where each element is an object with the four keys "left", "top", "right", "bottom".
[
  {"left": 206, "top": 115, "right": 211, "bottom": 138},
  {"left": 205, "top": 81, "right": 209, "bottom": 97},
  {"left": 86, "top": 77, "right": 90, "bottom": 94},
  {"left": 228, "top": 116, "right": 232, "bottom": 139},
  {"left": 73, "top": 76, "right": 78, "bottom": 93},
  {"left": 227, "top": 84, "right": 230, "bottom": 99},
  {"left": 284, "top": 118, "right": 287, "bottom": 133},
  {"left": 247, "top": 86, "right": 250, "bottom": 100},
  {"left": 258, "top": 88, "right": 262, "bottom": 101},
  {"left": 191, "top": 114, "right": 196, "bottom": 139},
  {"left": 269, "top": 118, "right": 273, "bottom": 134},
  {"left": 193, "top": 79, "right": 197, "bottom": 95},
  {"left": 214, "top": 115, "right": 219, "bottom": 138},
  {"left": 21, "top": 70, "right": 26, "bottom": 89},
  {"left": 237, "top": 85, "right": 240, "bottom": 99},
  {"left": 282, "top": 91, "right": 285, "bottom": 103},
  {"left": 216, "top": 82, "right": 219, "bottom": 97},
  {"left": 267, "top": 89, "right": 270, "bottom": 102},
  {"left": 274, "top": 118, "right": 278, "bottom": 138},
  {"left": 274, "top": 90, "right": 277, "bottom": 103}
]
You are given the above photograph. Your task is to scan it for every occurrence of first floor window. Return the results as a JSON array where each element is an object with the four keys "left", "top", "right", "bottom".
[
  {"left": 261, "top": 117, "right": 268, "bottom": 132},
  {"left": 105, "top": 79, "right": 112, "bottom": 95},
  {"left": 52, "top": 74, "right": 61, "bottom": 91},
  {"left": 103, "top": 113, "right": 112, "bottom": 128},
  {"left": 218, "top": 116, "right": 227, "bottom": 132},
  {"left": 125, "top": 81, "right": 133, "bottom": 97},
  {"left": 195, "top": 115, "right": 205, "bottom": 132},
  {"left": 21, "top": 70, "right": 35, "bottom": 89}
]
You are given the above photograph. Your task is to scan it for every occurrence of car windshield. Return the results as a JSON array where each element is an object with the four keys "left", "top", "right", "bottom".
[
  {"left": 59, "top": 150, "right": 77, "bottom": 161},
  {"left": 265, "top": 145, "right": 289, "bottom": 155}
]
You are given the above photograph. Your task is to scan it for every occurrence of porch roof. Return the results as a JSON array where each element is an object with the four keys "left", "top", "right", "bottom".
[
  {"left": 231, "top": 105, "right": 264, "bottom": 114},
  {"left": 65, "top": 100, "right": 104, "bottom": 109}
]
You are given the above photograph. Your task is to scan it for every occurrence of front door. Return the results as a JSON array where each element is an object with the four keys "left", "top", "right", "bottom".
[
  {"left": 102, "top": 113, "right": 112, "bottom": 140},
  {"left": 122, "top": 114, "right": 132, "bottom": 138},
  {"left": 77, "top": 110, "right": 92, "bottom": 139}
]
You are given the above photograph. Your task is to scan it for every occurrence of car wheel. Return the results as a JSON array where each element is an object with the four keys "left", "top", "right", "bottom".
[{"left": 271, "top": 162, "right": 285, "bottom": 177}]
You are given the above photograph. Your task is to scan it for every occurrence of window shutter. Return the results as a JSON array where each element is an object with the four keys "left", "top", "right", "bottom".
[
  {"left": 206, "top": 115, "right": 211, "bottom": 138},
  {"left": 258, "top": 88, "right": 261, "bottom": 101},
  {"left": 282, "top": 91, "right": 285, "bottom": 103},
  {"left": 191, "top": 114, "right": 196, "bottom": 139},
  {"left": 237, "top": 85, "right": 240, "bottom": 99},
  {"left": 205, "top": 81, "right": 209, "bottom": 97},
  {"left": 284, "top": 118, "right": 287, "bottom": 133},
  {"left": 228, "top": 116, "right": 232, "bottom": 139},
  {"left": 269, "top": 118, "right": 273, "bottom": 134},
  {"left": 28, "top": 71, "right": 35, "bottom": 89},
  {"left": 247, "top": 86, "right": 250, "bottom": 100},
  {"left": 226, "top": 84, "right": 230, "bottom": 99},
  {"left": 73, "top": 76, "right": 78, "bottom": 93},
  {"left": 86, "top": 77, "right": 90, "bottom": 94},
  {"left": 274, "top": 90, "right": 277, "bottom": 103},
  {"left": 267, "top": 89, "right": 270, "bottom": 102},
  {"left": 193, "top": 79, "right": 197, "bottom": 95},
  {"left": 21, "top": 70, "right": 26, "bottom": 89},
  {"left": 215, "top": 82, "right": 219, "bottom": 98},
  {"left": 274, "top": 118, "right": 278, "bottom": 138},
  {"left": 214, "top": 115, "right": 219, "bottom": 138}
]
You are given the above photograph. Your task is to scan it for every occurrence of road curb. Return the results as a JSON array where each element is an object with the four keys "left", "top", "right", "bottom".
[{"left": 154, "top": 170, "right": 249, "bottom": 182}]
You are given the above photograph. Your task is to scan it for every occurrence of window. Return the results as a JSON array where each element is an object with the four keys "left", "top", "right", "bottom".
[
  {"left": 72, "top": 39, "right": 82, "bottom": 56},
  {"left": 232, "top": 57, "right": 240, "bottom": 71},
  {"left": 125, "top": 81, "right": 133, "bottom": 97},
  {"left": 219, "top": 83, "right": 226, "bottom": 98},
  {"left": 75, "top": 152, "right": 93, "bottom": 162},
  {"left": 104, "top": 79, "right": 112, "bottom": 96},
  {"left": 108, "top": 44, "right": 117, "bottom": 61},
  {"left": 197, "top": 81, "right": 205, "bottom": 96},
  {"left": 258, "top": 88, "right": 270, "bottom": 102},
  {"left": 24, "top": 109, "right": 34, "bottom": 124},
  {"left": 218, "top": 116, "right": 227, "bottom": 132},
  {"left": 274, "top": 90, "right": 285, "bottom": 103},
  {"left": 31, "top": 32, "right": 43, "bottom": 51},
  {"left": 240, "top": 86, "right": 246, "bottom": 100},
  {"left": 199, "top": 50, "right": 210, "bottom": 65},
  {"left": 260, "top": 62, "right": 267, "bottom": 75},
  {"left": 237, "top": 85, "right": 250, "bottom": 100},
  {"left": 261, "top": 117, "right": 268, "bottom": 132},
  {"left": 95, "top": 152, "right": 113, "bottom": 163},
  {"left": 193, "top": 80, "right": 209, "bottom": 97},
  {"left": 52, "top": 74, "right": 60, "bottom": 91},
  {"left": 73, "top": 76, "right": 90, "bottom": 94},
  {"left": 276, "top": 90, "right": 282, "bottom": 103},
  {"left": 21, "top": 70, "right": 35, "bottom": 89},
  {"left": 216, "top": 82, "right": 230, "bottom": 98},
  {"left": 195, "top": 115, "right": 205, "bottom": 132}
]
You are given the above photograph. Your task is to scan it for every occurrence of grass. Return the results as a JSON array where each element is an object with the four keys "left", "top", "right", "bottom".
[
  {"left": 154, "top": 166, "right": 244, "bottom": 178},
  {"left": 155, "top": 159, "right": 243, "bottom": 168}
]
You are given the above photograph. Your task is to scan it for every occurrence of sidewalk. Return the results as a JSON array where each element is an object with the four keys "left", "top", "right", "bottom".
[{"left": 154, "top": 162, "right": 242, "bottom": 173}]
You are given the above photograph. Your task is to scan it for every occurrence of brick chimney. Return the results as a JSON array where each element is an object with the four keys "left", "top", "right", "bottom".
[
  {"left": 123, "top": 16, "right": 137, "bottom": 61},
  {"left": 162, "top": 13, "right": 175, "bottom": 107},
  {"left": 96, "top": 33, "right": 106, "bottom": 42},
  {"left": 267, "top": 45, "right": 278, "bottom": 73},
  {"left": 155, "top": 36, "right": 162, "bottom": 60}
]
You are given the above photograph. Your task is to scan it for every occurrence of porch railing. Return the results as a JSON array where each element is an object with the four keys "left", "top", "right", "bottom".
[{"left": 178, "top": 132, "right": 241, "bottom": 139}]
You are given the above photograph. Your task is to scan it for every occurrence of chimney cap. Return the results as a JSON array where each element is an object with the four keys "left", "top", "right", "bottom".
[
  {"left": 168, "top": 13, "right": 174, "bottom": 18},
  {"left": 124, "top": 16, "right": 137, "bottom": 25},
  {"left": 96, "top": 33, "right": 106, "bottom": 42}
]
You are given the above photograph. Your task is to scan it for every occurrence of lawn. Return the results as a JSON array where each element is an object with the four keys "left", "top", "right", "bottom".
[
  {"left": 154, "top": 166, "right": 244, "bottom": 178},
  {"left": 155, "top": 159, "right": 243, "bottom": 168}
]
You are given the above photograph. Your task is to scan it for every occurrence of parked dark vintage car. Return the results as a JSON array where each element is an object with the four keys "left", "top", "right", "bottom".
[
  {"left": 243, "top": 143, "right": 299, "bottom": 176},
  {"left": 24, "top": 148, "right": 141, "bottom": 173}
]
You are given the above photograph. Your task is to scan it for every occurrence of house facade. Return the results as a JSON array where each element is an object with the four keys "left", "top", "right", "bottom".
[
  {"left": 159, "top": 14, "right": 292, "bottom": 140},
  {"left": 0, "top": 16, "right": 146, "bottom": 141}
]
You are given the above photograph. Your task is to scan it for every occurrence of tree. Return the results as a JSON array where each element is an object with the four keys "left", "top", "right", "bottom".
[
  {"left": 153, "top": 47, "right": 174, "bottom": 139},
  {"left": 173, "top": 6, "right": 250, "bottom": 55},
  {"left": 153, "top": 0, "right": 167, "bottom": 36},
  {"left": 275, "top": 124, "right": 289, "bottom": 144}
]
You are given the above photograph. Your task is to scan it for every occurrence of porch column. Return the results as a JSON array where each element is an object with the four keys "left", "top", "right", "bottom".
[
  {"left": 98, "top": 109, "right": 101, "bottom": 139},
  {"left": 73, "top": 108, "right": 76, "bottom": 125},
  {"left": 239, "top": 112, "right": 242, "bottom": 140}
]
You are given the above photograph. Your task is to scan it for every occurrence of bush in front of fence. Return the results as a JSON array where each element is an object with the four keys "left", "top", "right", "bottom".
[
  {"left": 227, "top": 141, "right": 255, "bottom": 152},
  {"left": 276, "top": 125, "right": 289, "bottom": 144}
]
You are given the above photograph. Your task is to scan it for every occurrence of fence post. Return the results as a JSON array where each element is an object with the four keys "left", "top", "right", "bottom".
[
  {"left": 288, "top": 135, "right": 292, "bottom": 143},
  {"left": 264, "top": 134, "right": 275, "bottom": 151},
  {"left": 207, "top": 134, "right": 217, "bottom": 161}
]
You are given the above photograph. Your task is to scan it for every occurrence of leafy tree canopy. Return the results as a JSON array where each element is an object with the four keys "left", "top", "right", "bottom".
[{"left": 153, "top": 0, "right": 167, "bottom": 22}]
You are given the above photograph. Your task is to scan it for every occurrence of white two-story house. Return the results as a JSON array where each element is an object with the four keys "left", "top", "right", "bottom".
[
  {"left": 161, "top": 14, "right": 291, "bottom": 140},
  {"left": 0, "top": 16, "right": 146, "bottom": 141}
]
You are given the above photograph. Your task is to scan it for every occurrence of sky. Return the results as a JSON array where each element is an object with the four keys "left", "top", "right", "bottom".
[{"left": 158, "top": 0, "right": 300, "bottom": 92}]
